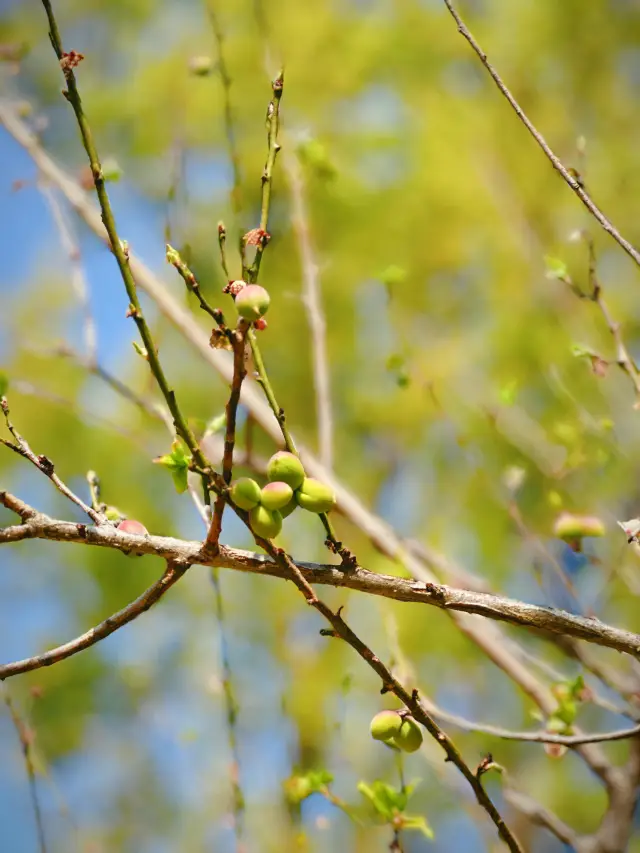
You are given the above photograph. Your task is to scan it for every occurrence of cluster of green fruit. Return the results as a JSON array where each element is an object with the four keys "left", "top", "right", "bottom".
[
  {"left": 369, "top": 710, "right": 424, "bottom": 753},
  {"left": 230, "top": 451, "right": 336, "bottom": 539}
]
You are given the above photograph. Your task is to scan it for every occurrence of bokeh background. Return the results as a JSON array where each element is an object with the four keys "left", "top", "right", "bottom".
[{"left": 2, "top": 0, "right": 640, "bottom": 850}]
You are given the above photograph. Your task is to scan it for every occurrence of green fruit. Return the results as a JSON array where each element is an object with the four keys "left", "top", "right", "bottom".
[
  {"left": 295, "top": 478, "right": 336, "bottom": 514},
  {"left": 393, "top": 717, "right": 423, "bottom": 753},
  {"left": 261, "top": 481, "right": 294, "bottom": 510},
  {"left": 235, "top": 284, "right": 270, "bottom": 320},
  {"left": 230, "top": 478, "right": 262, "bottom": 510},
  {"left": 280, "top": 497, "right": 298, "bottom": 519},
  {"left": 267, "top": 451, "right": 305, "bottom": 490},
  {"left": 553, "top": 512, "right": 605, "bottom": 540},
  {"left": 370, "top": 710, "right": 402, "bottom": 742},
  {"left": 249, "top": 505, "right": 283, "bottom": 539}
]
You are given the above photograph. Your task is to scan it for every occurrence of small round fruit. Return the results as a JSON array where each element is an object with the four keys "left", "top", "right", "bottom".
[
  {"left": 235, "top": 284, "right": 270, "bottom": 321},
  {"left": 267, "top": 451, "right": 305, "bottom": 490},
  {"left": 393, "top": 717, "right": 423, "bottom": 753},
  {"left": 249, "top": 505, "right": 283, "bottom": 539},
  {"left": 280, "top": 497, "right": 298, "bottom": 519},
  {"left": 117, "top": 519, "right": 148, "bottom": 536},
  {"left": 230, "top": 478, "right": 262, "bottom": 510},
  {"left": 553, "top": 512, "right": 605, "bottom": 540},
  {"left": 261, "top": 481, "right": 294, "bottom": 511},
  {"left": 370, "top": 710, "right": 402, "bottom": 742},
  {"left": 295, "top": 478, "right": 336, "bottom": 514}
]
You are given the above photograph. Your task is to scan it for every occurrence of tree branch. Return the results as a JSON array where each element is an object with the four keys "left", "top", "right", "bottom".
[
  {"left": 3, "top": 492, "right": 640, "bottom": 664},
  {"left": 442, "top": 0, "right": 640, "bottom": 270},
  {"left": 0, "top": 557, "right": 189, "bottom": 680}
]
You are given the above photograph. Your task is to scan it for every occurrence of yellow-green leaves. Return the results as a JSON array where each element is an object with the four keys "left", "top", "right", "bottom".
[{"left": 153, "top": 439, "right": 191, "bottom": 494}]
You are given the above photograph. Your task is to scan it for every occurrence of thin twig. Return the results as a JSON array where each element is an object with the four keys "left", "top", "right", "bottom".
[
  {"left": 206, "top": 324, "right": 248, "bottom": 550},
  {"left": 285, "top": 151, "right": 334, "bottom": 470},
  {"left": 4, "top": 690, "right": 48, "bottom": 853},
  {"left": 442, "top": 0, "right": 640, "bottom": 270},
  {"left": 0, "top": 397, "right": 104, "bottom": 524},
  {"left": 0, "top": 558, "right": 189, "bottom": 680}
]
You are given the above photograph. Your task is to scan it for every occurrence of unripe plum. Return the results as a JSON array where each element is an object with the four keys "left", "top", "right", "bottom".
[
  {"left": 249, "top": 505, "right": 283, "bottom": 539},
  {"left": 295, "top": 478, "right": 336, "bottom": 514},
  {"left": 235, "top": 284, "right": 270, "bottom": 320},
  {"left": 117, "top": 519, "right": 148, "bottom": 536},
  {"left": 266, "top": 451, "right": 305, "bottom": 490},
  {"left": 230, "top": 478, "right": 262, "bottom": 510},
  {"left": 370, "top": 710, "right": 402, "bottom": 742},
  {"left": 393, "top": 717, "right": 423, "bottom": 753}
]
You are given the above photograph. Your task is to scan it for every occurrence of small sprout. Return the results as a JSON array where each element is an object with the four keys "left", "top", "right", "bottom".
[
  {"left": 230, "top": 477, "right": 262, "bottom": 510},
  {"left": 370, "top": 710, "right": 402, "bottom": 742},
  {"left": 261, "top": 481, "right": 294, "bottom": 511},
  {"left": 188, "top": 55, "right": 213, "bottom": 76},
  {"left": 235, "top": 284, "right": 270, "bottom": 321},
  {"left": 393, "top": 717, "right": 423, "bottom": 753},
  {"left": 104, "top": 505, "right": 125, "bottom": 523},
  {"left": 117, "top": 519, "right": 149, "bottom": 536},
  {"left": 295, "top": 478, "right": 336, "bottom": 514},
  {"left": 153, "top": 439, "right": 192, "bottom": 494},
  {"left": 267, "top": 451, "right": 305, "bottom": 490},
  {"left": 249, "top": 505, "right": 283, "bottom": 539}
]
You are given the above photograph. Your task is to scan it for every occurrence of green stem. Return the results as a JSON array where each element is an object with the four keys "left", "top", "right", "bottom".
[{"left": 41, "top": 0, "right": 211, "bottom": 486}]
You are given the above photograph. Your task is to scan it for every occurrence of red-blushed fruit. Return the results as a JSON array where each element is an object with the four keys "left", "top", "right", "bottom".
[
  {"left": 117, "top": 519, "right": 148, "bottom": 536},
  {"left": 230, "top": 477, "right": 262, "bottom": 510},
  {"left": 254, "top": 317, "right": 268, "bottom": 331},
  {"left": 235, "top": 284, "right": 270, "bottom": 320},
  {"left": 295, "top": 478, "right": 336, "bottom": 514},
  {"left": 266, "top": 451, "right": 305, "bottom": 490},
  {"left": 393, "top": 717, "right": 423, "bottom": 753},
  {"left": 370, "top": 710, "right": 402, "bottom": 742},
  {"left": 249, "top": 505, "right": 283, "bottom": 539},
  {"left": 261, "top": 481, "right": 294, "bottom": 511}
]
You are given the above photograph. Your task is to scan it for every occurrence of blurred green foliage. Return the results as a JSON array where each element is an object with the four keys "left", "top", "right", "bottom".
[{"left": 2, "top": 0, "right": 640, "bottom": 850}]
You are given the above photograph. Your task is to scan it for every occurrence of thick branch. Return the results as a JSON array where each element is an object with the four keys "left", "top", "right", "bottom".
[{"left": 2, "top": 495, "right": 640, "bottom": 662}]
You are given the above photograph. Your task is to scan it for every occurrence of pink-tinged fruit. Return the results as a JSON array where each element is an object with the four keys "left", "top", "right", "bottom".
[
  {"left": 261, "top": 481, "right": 294, "bottom": 511},
  {"left": 117, "top": 519, "right": 148, "bottom": 536},
  {"left": 266, "top": 451, "right": 305, "bottom": 490},
  {"left": 235, "top": 284, "right": 270, "bottom": 320}
]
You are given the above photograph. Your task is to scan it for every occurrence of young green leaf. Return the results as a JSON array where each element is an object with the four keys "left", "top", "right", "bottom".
[{"left": 153, "top": 439, "right": 192, "bottom": 494}]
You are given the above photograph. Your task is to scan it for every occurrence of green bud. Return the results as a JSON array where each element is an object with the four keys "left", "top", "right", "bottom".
[
  {"left": 393, "top": 717, "right": 423, "bottom": 753},
  {"left": 235, "top": 284, "right": 270, "bottom": 321},
  {"left": 295, "top": 478, "right": 336, "bottom": 514},
  {"left": 261, "top": 481, "right": 294, "bottom": 511},
  {"left": 249, "top": 505, "right": 283, "bottom": 539},
  {"left": 266, "top": 451, "right": 305, "bottom": 490},
  {"left": 370, "top": 710, "right": 402, "bottom": 742},
  {"left": 230, "top": 477, "right": 262, "bottom": 510}
]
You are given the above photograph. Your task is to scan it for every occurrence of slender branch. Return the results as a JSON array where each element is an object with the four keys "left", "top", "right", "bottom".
[
  {"left": 4, "top": 690, "right": 48, "bottom": 853},
  {"left": 4, "top": 494, "right": 640, "bottom": 664},
  {"left": 285, "top": 151, "right": 334, "bottom": 470},
  {"left": 0, "top": 558, "right": 189, "bottom": 680},
  {"left": 0, "top": 398, "right": 104, "bottom": 524},
  {"left": 206, "top": 324, "right": 248, "bottom": 550},
  {"left": 246, "top": 70, "right": 283, "bottom": 283},
  {"left": 40, "top": 0, "right": 209, "bottom": 481},
  {"left": 442, "top": 0, "right": 640, "bottom": 270}
]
